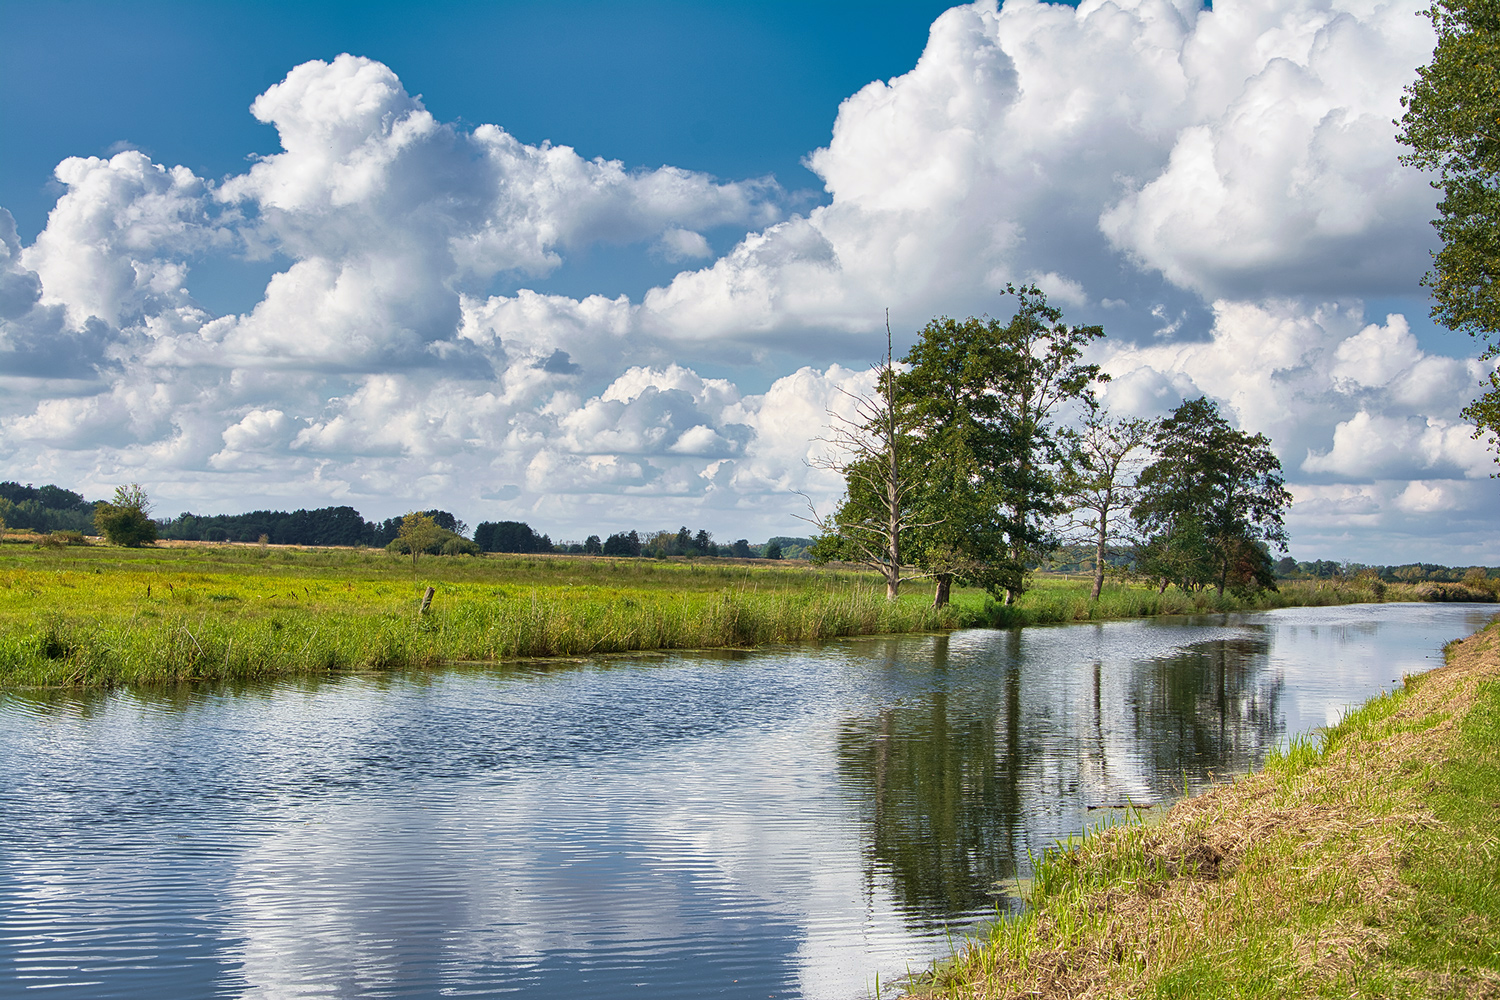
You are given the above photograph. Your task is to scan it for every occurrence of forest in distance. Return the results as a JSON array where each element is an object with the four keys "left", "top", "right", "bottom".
[{"left": 1, "top": 476, "right": 1495, "bottom": 593}]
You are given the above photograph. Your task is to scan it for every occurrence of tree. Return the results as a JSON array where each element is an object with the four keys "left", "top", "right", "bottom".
[
  {"left": 1398, "top": 0, "right": 1500, "bottom": 469},
  {"left": 1132, "top": 398, "right": 1291, "bottom": 596},
  {"left": 602, "top": 530, "right": 641, "bottom": 557},
  {"left": 805, "top": 315, "right": 931, "bottom": 600},
  {"left": 475, "top": 520, "right": 549, "bottom": 553},
  {"left": 893, "top": 287, "right": 1107, "bottom": 606},
  {"left": 94, "top": 484, "right": 157, "bottom": 547},
  {"left": 896, "top": 316, "right": 1008, "bottom": 607},
  {"left": 764, "top": 540, "right": 783, "bottom": 560},
  {"left": 584, "top": 534, "right": 603, "bottom": 555},
  {"left": 394, "top": 511, "right": 441, "bottom": 578},
  {"left": 1061, "top": 410, "right": 1156, "bottom": 600},
  {"left": 983, "top": 286, "right": 1108, "bottom": 602}
]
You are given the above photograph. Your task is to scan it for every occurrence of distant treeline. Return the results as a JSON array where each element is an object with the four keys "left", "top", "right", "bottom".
[
  {"left": 472, "top": 521, "right": 812, "bottom": 560},
  {"left": 158, "top": 508, "right": 466, "bottom": 547},
  {"left": 1274, "top": 558, "right": 1500, "bottom": 583},
  {"left": 1038, "top": 544, "right": 1497, "bottom": 585},
  {"left": 0, "top": 481, "right": 807, "bottom": 559},
  {"left": 0, "top": 483, "right": 97, "bottom": 534}
]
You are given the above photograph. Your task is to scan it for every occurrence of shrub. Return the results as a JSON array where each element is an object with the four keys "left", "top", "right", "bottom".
[{"left": 93, "top": 484, "right": 157, "bottom": 547}]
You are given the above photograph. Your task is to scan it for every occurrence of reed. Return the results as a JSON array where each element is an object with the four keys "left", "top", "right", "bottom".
[{"left": 959, "top": 575, "right": 1414, "bottom": 627}]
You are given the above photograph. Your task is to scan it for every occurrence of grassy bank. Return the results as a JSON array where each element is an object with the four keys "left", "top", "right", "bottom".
[
  {"left": 0, "top": 541, "right": 959, "bottom": 687},
  {"left": 913, "top": 619, "right": 1500, "bottom": 999},
  {"left": 0, "top": 538, "right": 1489, "bottom": 688},
  {"left": 951, "top": 572, "right": 1480, "bottom": 628}
]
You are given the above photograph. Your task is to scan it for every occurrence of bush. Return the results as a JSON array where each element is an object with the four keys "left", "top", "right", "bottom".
[{"left": 94, "top": 485, "right": 157, "bottom": 547}]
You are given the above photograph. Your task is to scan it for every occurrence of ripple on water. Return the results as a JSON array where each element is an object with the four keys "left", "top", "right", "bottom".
[{"left": 1, "top": 603, "right": 1493, "bottom": 999}]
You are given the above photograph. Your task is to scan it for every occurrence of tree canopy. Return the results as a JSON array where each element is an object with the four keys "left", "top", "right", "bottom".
[
  {"left": 94, "top": 484, "right": 157, "bottom": 547},
  {"left": 1398, "top": 0, "right": 1500, "bottom": 467},
  {"left": 1132, "top": 398, "right": 1291, "bottom": 596}
]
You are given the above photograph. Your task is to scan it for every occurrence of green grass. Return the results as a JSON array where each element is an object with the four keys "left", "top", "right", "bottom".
[
  {"left": 0, "top": 541, "right": 960, "bottom": 687},
  {"left": 0, "top": 538, "right": 1466, "bottom": 689},
  {"left": 956, "top": 573, "right": 1408, "bottom": 627},
  {"left": 913, "top": 621, "right": 1500, "bottom": 1000}
]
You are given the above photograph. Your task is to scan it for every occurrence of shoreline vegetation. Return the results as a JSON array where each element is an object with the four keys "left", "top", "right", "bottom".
[
  {"left": 0, "top": 535, "right": 1495, "bottom": 690},
  {"left": 910, "top": 619, "right": 1500, "bottom": 1000}
]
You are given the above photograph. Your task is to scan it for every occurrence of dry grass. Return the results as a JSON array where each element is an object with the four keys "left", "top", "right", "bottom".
[{"left": 915, "top": 621, "right": 1500, "bottom": 1000}]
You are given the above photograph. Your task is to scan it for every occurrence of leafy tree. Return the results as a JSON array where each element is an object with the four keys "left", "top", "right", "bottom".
[
  {"left": 981, "top": 286, "right": 1107, "bottom": 601},
  {"left": 602, "top": 530, "right": 641, "bottom": 557},
  {"left": 1060, "top": 410, "right": 1156, "bottom": 600},
  {"left": 730, "top": 538, "right": 752, "bottom": 558},
  {"left": 893, "top": 287, "right": 1106, "bottom": 605},
  {"left": 94, "top": 484, "right": 157, "bottom": 547},
  {"left": 475, "top": 520, "right": 550, "bottom": 553},
  {"left": 394, "top": 511, "right": 441, "bottom": 577},
  {"left": 1398, "top": 0, "right": 1500, "bottom": 468},
  {"left": 896, "top": 316, "right": 1008, "bottom": 607},
  {"left": 1132, "top": 398, "right": 1291, "bottom": 596},
  {"left": 584, "top": 534, "right": 603, "bottom": 555},
  {"left": 764, "top": 540, "right": 783, "bottom": 560}
]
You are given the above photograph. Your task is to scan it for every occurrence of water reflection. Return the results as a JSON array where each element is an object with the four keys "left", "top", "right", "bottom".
[
  {"left": 0, "top": 603, "right": 1492, "bottom": 999},
  {"left": 836, "top": 635, "right": 1024, "bottom": 917}
]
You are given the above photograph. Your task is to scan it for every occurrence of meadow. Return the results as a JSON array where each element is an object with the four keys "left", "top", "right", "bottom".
[{"left": 0, "top": 534, "right": 1468, "bottom": 688}]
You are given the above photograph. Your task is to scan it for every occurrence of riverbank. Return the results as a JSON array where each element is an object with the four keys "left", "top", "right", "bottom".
[
  {"left": 911, "top": 618, "right": 1500, "bottom": 999},
  {"left": 0, "top": 539, "right": 1490, "bottom": 688}
]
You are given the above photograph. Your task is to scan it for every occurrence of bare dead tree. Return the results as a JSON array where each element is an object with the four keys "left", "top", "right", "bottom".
[{"left": 799, "top": 312, "right": 936, "bottom": 600}]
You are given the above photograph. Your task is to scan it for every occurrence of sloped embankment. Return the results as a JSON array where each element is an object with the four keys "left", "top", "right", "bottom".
[{"left": 917, "top": 620, "right": 1500, "bottom": 999}]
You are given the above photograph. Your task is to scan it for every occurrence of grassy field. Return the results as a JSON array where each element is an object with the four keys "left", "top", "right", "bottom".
[
  {"left": 0, "top": 538, "right": 964, "bottom": 687},
  {"left": 0, "top": 534, "right": 1480, "bottom": 688},
  {"left": 913, "top": 619, "right": 1500, "bottom": 999}
]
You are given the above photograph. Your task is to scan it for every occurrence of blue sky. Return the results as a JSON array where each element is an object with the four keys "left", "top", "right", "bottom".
[
  {"left": 0, "top": 0, "right": 1494, "bottom": 562},
  {"left": 2, "top": 1, "right": 956, "bottom": 307}
]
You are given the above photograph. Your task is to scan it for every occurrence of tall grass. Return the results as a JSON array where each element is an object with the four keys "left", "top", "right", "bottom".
[
  {"left": 0, "top": 576, "right": 956, "bottom": 687},
  {"left": 0, "top": 538, "right": 1477, "bottom": 688}
]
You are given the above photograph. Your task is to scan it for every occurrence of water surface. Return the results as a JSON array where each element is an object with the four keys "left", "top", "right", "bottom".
[{"left": 1, "top": 602, "right": 1492, "bottom": 998}]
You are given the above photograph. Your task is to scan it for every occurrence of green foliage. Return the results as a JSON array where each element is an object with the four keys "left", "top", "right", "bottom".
[
  {"left": 0, "top": 482, "right": 98, "bottom": 534},
  {"left": 1132, "top": 398, "right": 1290, "bottom": 596},
  {"left": 1398, "top": 0, "right": 1500, "bottom": 468},
  {"left": 387, "top": 511, "right": 447, "bottom": 574},
  {"left": 93, "top": 483, "right": 157, "bottom": 547},
  {"left": 895, "top": 285, "right": 1107, "bottom": 604}
]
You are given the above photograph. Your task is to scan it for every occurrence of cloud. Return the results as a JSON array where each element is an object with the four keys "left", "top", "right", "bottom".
[
  {"left": 653, "top": 228, "right": 714, "bottom": 263},
  {"left": 0, "top": 9, "right": 1493, "bottom": 562},
  {"left": 22, "top": 151, "right": 224, "bottom": 330},
  {"left": 1099, "top": 1, "right": 1436, "bottom": 298}
]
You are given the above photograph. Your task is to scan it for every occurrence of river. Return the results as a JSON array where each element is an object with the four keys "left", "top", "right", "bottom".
[{"left": 0, "top": 602, "right": 1493, "bottom": 999}]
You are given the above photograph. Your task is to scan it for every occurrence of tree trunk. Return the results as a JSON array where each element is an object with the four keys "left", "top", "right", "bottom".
[
  {"left": 1090, "top": 517, "right": 1107, "bottom": 601},
  {"left": 1157, "top": 577, "right": 1169, "bottom": 595},
  {"left": 886, "top": 571, "right": 900, "bottom": 601},
  {"left": 932, "top": 573, "right": 952, "bottom": 608}
]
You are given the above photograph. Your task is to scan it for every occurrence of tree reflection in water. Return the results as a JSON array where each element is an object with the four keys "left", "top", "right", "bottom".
[{"left": 834, "top": 624, "right": 1286, "bottom": 927}]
